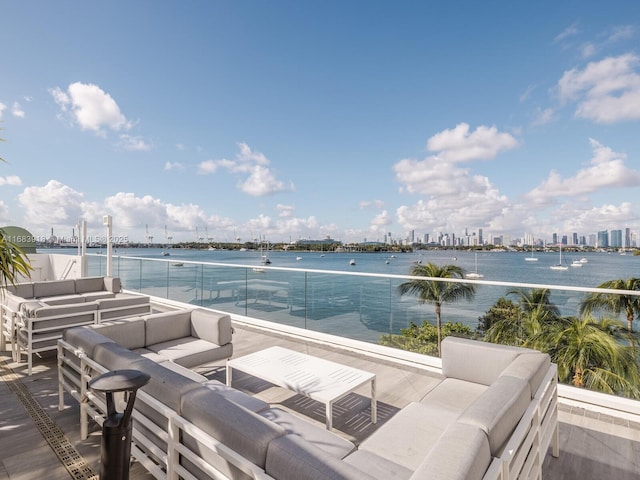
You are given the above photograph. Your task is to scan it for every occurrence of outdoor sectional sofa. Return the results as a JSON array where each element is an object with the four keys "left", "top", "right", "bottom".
[
  {"left": 0, "top": 276, "right": 151, "bottom": 374},
  {"left": 58, "top": 312, "right": 559, "bottom": 480}
]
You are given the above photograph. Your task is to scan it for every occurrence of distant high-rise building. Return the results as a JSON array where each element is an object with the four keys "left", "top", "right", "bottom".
[
  {"left": 597, "top": 230, "right": 609, "bottom": 248},
  {"left": 610, "top": 229, "right": 622, "bottom": 248},
  {"left": 572, "top": 233, "right": 578, "bottom": 245},
  {"left": 561, "top": 235, "right": 568, "bottom": 245},
  {"left": 552, "top": 233, "right": 558, "bottom": 245},
  {"left": 478, "top": 228, "right": 483, "bottom": 245},
  {"left": 625, "top": 228, "right": 631, "bottom": 248},
  {"left": 588, "top": 234, "right": 596, "bottom": 247}
]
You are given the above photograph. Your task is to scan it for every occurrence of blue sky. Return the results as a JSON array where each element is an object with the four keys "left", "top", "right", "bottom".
[{"left": 1, "top": 1, "right": 640, "bottom": 245}]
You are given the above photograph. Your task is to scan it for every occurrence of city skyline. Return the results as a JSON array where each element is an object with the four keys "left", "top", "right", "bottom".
[{"left": 1, "top": 2, "right": 640, "bottom": 244}]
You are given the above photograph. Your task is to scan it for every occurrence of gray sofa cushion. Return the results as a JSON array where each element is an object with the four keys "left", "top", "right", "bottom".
[
  {"left": 41, "top": 295, "right": 85, "bottom": 306},
  {"left": 103, "top": 277, "right": 121, "bottom": 293},
  {"left": 33, "top": 279, "right": 76, "bottom": 298},
  {"left": 265, "top": 434, "right": 375, "bottom": 480},
  {"left": 95, "top": 294, "right": 150, "bottom": 321},
  {"left": 148, "top": 337, "right": 233, "bottom": 368},
  {"left": 202, "top": 379, "right": 270, "bottom": 412},
  {"left": 500, "top": 353, "right": 550, "bottom": 398},
  {"left": 441, "top": 337, "right": 525, "bottom": 386},
  {"left": 5, "top": 282, "right": 34, "bottom": 299},
  {"left": 80, "top": 291, "right": 116, "bottom": 301},
  {"left": 63, "top": 326, "right": 115, "bottom": 358},
  {"left": 410, "top": 422, "right": 492, "bottom": 480},
  {"left": 181, "top": 388, "right": 286, "bottom": 469},
  {"left": 74, "top": 277, "right": 107, "bottom": 294},
  {"left": 134, "top": 359, "right": 202, "bottom": 414},
  {"left": 259, "top": 408, "right": 355, "bottom": 459},
  {"left": 343, "top": 449, "right": 412, "bottom": 480},
  {"left": 420, "top": 377, "right": 488, "bottom": 414},
  {"left": 359, "top": 401, "right": 459, "bottom": 471},
  {"left": 144, "top": 310, "right": 192, "bottom": 346},
  {"left": 92, "top": 342, "right": 150, "bottom": 371},
  {"left": 92, "top": 318, "right": 146, "bottom": 350},
  {"left": 190, "top": 309, "right": 233, "bottom": 346},
  {"left": 457, "top": 375, "right": 531, "bottom": 456}
]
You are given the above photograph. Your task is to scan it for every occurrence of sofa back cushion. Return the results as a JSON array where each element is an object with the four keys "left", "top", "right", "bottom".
[
  {"left": 63, "top": 326, "right": 115, "bottom": 358},
  {"left": 266, "top": 434, "right": 374, "bottom": 480},
  {"left": 92, "top": 318, "right": 146, "bottom": 350},
  {"left": 190, "top": 309, "right": 233, "bottom": 346},
  {"left": 144, "top": 310, "right": 193, "bottom": 346},
  {"left": 92, "top": 342, "right": 150, "bottom": 371},
  {"left": 181, "top": 388, "right": 285, "bottom": 469},
  {"left": 441, "top": 337, "right": 524, "bottom": 386},
  {"left": 33, "top": 279, "right": 76, "bottom": 298},
  {"left": 5, "top": 282, "right": 34, "bottom": 299},
  {"left": 75, "top": 277, "right": 107, "bottom": 294},
  {"left": 457, "top": 375, "right": 531, "bottom": 456},
  {"left": 500, "top": 353, "right": 550, "bottom": 398},
  {"left": 134, "top": 359, "right": 201, "bottom": 414}
]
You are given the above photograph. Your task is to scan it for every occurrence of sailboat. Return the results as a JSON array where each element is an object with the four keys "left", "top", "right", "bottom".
[
  {"left": 525, "top": 244, "right": 538, "bottom": 262},
  {"left": 550, "top": 245, "right": 568, "bottom": 271},
  {"left": 465, "top": 253, "right": 484, "bottom": 278}
]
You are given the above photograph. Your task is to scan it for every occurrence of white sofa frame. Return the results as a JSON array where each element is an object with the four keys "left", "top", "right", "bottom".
[{"left": 58, "top": 337, "right": 557, "bottom": 480}]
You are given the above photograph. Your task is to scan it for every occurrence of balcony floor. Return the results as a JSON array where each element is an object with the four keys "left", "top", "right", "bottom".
[{"left": 1, "top": 321, "right": 640, "bottom": 479}]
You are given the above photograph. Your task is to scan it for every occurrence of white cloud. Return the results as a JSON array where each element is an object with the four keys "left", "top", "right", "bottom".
[
  {"left": 0, "top": 175, "right": 23, "bottom": 186},
  {"left": 524, "top": 139, "right": 640, "bottom": 206},
  {"left": 426, "top": 123, "right": 519, "bottom": 162},
  {"left": 118, "top": 134, "right": 151, "bottom": 151},
  {"left": 554, "top": 23, "right": 579, "bottom": 43},
  {"left": 197, "top": 143, "right": 294, "bottom": 196},
  {"left": 0, "top": 201, "right": 10, "bottom": 223},
  {"left": 276, "top": 204, "right": 294, "bottom": 218},
  {"left": 360, "top": 200, "right": 385, "bottom": 209},
  {"left": 164, "top": 161, "right": 184, "bottom": 171},
  {"left": 531, "top": 107, "right": 555, "bottom": 126},
  {"left": 11, "top": 102, "right": 25, "bottom": 118},
  {"left": 197, "top": 159, "right": 218, "bottom": 174},
  {"left": 17, "top": 180, "right": 85, "bottom": 226},
  {"left": 0, "top": 102, "right": 5, "bottom": 118},
  {"left": 370, "top": 210, "right": 392, "bottom": 228},
  {"left": 556, "top": 53, "right": 640, "bottom": 123},
  {"left": 50, "top": 82, "right": 132, "bottom": 133}
]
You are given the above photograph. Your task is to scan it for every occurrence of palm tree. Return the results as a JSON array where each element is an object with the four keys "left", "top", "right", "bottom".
[
  {"left": 550, "top": 315, "right": 640, "bottom": 398},
  {"left": 579, "top": 278, "right": 640, "bottom": 333},
  {"left": 397, "top": 263, "right": 476, "bottom": 356},
  {"left": 0, "top": 229, "right": 32, "bottom": 288}
]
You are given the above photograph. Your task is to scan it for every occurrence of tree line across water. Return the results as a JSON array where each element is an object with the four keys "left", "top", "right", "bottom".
[{"left": 381, "top": 262, "right": 640, "bottom": 399}]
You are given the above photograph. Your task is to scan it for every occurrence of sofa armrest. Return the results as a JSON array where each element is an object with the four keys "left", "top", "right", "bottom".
[
  {"left": 190, "top": 309, "right": 233, "bottom": 346},
  {"left": 103, "top": 277, "right": 121, "bottom": 293}
]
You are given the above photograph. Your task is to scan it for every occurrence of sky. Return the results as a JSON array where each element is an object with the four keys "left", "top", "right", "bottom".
[{"left": 1, "top": 1, "right": 640, "bottom": 245}]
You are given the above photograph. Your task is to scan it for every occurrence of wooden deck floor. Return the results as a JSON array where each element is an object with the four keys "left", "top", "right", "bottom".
[{"left": 1, "top": 322, "right": 639, "bottom": 479}]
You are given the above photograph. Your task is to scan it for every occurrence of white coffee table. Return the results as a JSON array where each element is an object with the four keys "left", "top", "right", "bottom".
[{"left": 226, "top": 346, "right": 377, "bottom": 430}]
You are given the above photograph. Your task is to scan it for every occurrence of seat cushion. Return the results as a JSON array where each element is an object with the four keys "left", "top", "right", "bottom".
[
  {"left": 265, "top": 434, "right": 375, "bottom": 480},
  {"left": 420, "top": 377, "right": 488, "bottom": 415},
  {"left": 259, "top": 408, "right": 355, "bottom": 459},
  {"left": 148, "top": 337, "right": 232, "bottom": 368},
  {"left": 41, "top": 294, "right": 85, "bottom": 306},
  {"left": 359, "top": 401, "right": 459, "bottom": 470},
  {"left": 344, "top": 450, "right": 412, "bottom": 480},
  {"left": 410, "top": 422, "right": 492, "bottom": 480}
]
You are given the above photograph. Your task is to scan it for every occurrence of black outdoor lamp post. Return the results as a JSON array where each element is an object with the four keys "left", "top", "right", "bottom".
[{"left": 89, "top": 369, "right": 150, "bottom": 480}]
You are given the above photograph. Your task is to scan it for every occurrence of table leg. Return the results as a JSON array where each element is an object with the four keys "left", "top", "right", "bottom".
[
  {"left": 371, "top": 377, "right": 377, "bottom": 424},
  {"left": 326, "top": 402, "right": 332, "bottom": 430},
  {"left": 226, "top": 364, "right": 232, "bottom": 386}
]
